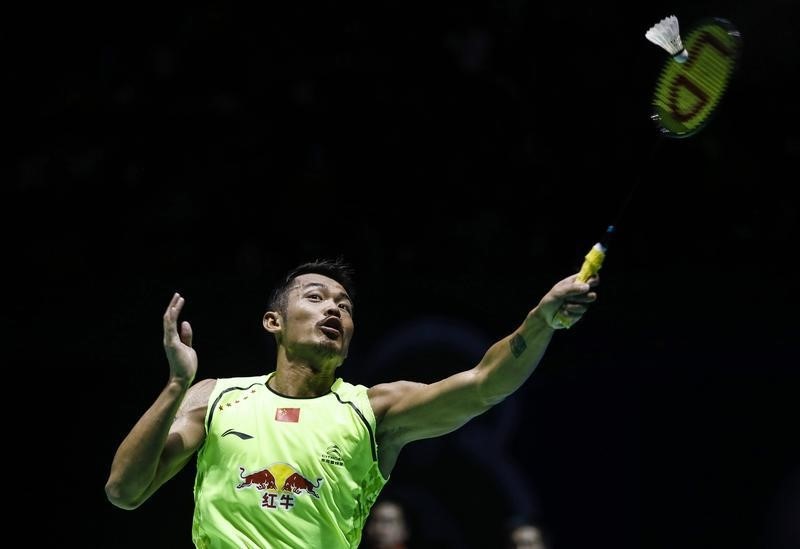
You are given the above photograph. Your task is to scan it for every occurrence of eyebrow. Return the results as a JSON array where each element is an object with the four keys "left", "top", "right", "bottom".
[{"left": 300, "top": 282, "right": 352, "bottom": 303}]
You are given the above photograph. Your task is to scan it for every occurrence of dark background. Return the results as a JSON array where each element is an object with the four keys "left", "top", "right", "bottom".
[{"left": 9, "top": 1, "right": 798, "bottom": 548}]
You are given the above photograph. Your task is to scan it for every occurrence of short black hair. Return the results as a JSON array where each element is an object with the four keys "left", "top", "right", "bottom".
[{"left": 268, "top": 257, "right": 355, "bottom": 314}]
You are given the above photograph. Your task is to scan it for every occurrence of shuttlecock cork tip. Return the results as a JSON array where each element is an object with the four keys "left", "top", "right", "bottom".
[{"left": 672, "top": 49, "right": 689, "bottom": 63}]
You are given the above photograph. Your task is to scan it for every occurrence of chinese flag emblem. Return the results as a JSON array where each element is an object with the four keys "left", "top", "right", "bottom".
[{"left": 275, "top": 408, "right": 301, "bottom": 422}]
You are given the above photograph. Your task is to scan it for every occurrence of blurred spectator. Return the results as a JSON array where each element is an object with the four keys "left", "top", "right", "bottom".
[
  {"left": 363, "top": 499, "right": 410, "bottom": 549},
  {"left": 505, "top": 515, "right": 549, "bottom": 549}
]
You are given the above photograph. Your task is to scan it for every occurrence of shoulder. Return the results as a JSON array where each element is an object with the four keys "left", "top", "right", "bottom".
[
  {"left": 181, "top": 378, "right": 217, "bottom": 411},
  {"left": 211, "top": 375, "right": 269, "bottom": 394},
  {"left": 367, "top": 380, "right": 426, "bottom": 423},
  {"left": 192, "top": 378, "right": 217, "bottom": 392}
]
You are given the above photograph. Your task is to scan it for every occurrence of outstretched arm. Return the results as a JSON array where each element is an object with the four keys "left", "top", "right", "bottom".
[
  {"left": 105, "top": 293, "right": 215, "bottom": 509},
  {"left": 370, "top": 274, "right": 597, "bottom": 472}
]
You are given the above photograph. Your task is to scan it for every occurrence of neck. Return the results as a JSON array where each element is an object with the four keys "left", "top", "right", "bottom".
[{"left": 269, "top": 359, "right": 337, "bottom": 398}]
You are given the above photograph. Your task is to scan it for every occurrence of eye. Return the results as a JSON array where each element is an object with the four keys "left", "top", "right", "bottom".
[
  {"left": 307, "top": 293, "right": 322, "bottom": 301},
  {"left": 338, "top": 303, "right": 352, "bottom": 313}
]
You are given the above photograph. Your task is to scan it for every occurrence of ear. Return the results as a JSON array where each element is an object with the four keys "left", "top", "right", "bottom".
[{"left": 263, "top": 311, "right": 282, "bottom": 334}]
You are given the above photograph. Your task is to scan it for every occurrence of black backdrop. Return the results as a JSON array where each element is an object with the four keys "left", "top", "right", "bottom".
[{"left": 9, "top": 2, "right": 798, "bottom": 548}]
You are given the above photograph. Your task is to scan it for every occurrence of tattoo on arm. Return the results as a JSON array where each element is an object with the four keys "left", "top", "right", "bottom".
[{"left": 510, "top": 334, "right": 527, "bottom": 358}]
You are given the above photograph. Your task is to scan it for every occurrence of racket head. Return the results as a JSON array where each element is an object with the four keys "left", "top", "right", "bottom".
[{"left": 651, "top": 17, "right": 743, "bottom": 138}]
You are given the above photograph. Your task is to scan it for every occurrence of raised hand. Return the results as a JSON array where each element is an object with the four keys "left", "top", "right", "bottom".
[
  {"left": 162, "top": 293, "right": 198, "bottom": 384},
  {"left": 533, "top": 274, "right": 598, "bottom": 329}
]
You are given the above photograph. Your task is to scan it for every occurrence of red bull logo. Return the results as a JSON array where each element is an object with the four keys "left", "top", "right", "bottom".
[{"left": 237, "top": 463, "right": 323, "bottom": 510}]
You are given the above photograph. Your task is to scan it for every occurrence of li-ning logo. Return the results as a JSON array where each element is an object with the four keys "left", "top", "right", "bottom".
[
  {"left": 320, "top": 444, "right": 344, "bottom": 467},
  {"left": 222, "top": 428, "right": 254, "bottom": 440}
]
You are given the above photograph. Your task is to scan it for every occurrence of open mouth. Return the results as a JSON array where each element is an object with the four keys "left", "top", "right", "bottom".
[
  {"left": 318, "top": 317, "right": 342, "bottom": 340},
  {"left": 319, "top": 326, "right": 340, "bottom": 339}
]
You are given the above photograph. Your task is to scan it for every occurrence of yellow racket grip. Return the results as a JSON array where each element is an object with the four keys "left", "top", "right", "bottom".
[
  {"left": 553, "top": 243, "right": 606, "bottom": 329},
  {"left": 575, "top": 242, "right": 606, "bottom": 282}
]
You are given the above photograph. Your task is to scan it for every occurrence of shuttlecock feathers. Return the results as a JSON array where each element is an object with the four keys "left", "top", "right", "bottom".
[{"left": 645, "top": 15, "right": 689, "bottom": 63}]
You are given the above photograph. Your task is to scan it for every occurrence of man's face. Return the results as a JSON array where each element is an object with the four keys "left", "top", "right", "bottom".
[{"left": 279, "top": 273, "right": 354, "bottom": 363}]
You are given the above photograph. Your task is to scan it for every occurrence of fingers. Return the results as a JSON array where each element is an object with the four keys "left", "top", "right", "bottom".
[
  {"left": 163, "top": 293, "right": 185, "bottom": 334},
  {"left": 180, "top": 320, "right": 193, "bottom": 347},
  {"left": 560, "top": 302, "right": 589, "bottom": 315},
  {"left": 551, "top": 300, "right": 591, "bottom": 329},
  {"left": 567, "top": 291, "right": 597, "bottom": 303},
  {"left": 556, "top": 280, "right": 591, "bottom": 300},
  {"left": 550, "top": 302, "right": 584, "bottom": 329},
  {"left": 558, "top": 284, "right": 598, "bottom": 321},
  {"left": 544, "top": 272, "right": 600, "bottom": 328},
  {"left": 564, "top": 272, "right": 600, "bottom": 294},
  {"left": 165, "top": 292, "right": 183, "bottom": 313}
]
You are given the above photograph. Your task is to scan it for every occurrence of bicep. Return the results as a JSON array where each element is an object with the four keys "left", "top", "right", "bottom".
[{"left": 375, "top": 369, "right": 492, "bottom": 446}]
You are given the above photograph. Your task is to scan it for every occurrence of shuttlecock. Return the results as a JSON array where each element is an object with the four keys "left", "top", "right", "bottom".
[{"left": 645, "top": 15, "right": 689, "bottom": 63}]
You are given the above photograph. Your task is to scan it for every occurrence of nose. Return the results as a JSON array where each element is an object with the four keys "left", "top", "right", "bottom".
[{"left": 324, "top": 301, "right": 341, "bottom": 317}]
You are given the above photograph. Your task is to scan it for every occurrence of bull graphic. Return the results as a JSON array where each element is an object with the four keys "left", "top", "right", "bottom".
[
  {"left": 282, "top": 472, "right": 323, "bottom": 498},
  {"left": 237, "top": 467, "right": 277, "bottom": 490}
]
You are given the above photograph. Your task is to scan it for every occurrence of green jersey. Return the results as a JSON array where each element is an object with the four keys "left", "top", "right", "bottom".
[{"left": 192, "top": 373, "right": 387, "bottom": 548}]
